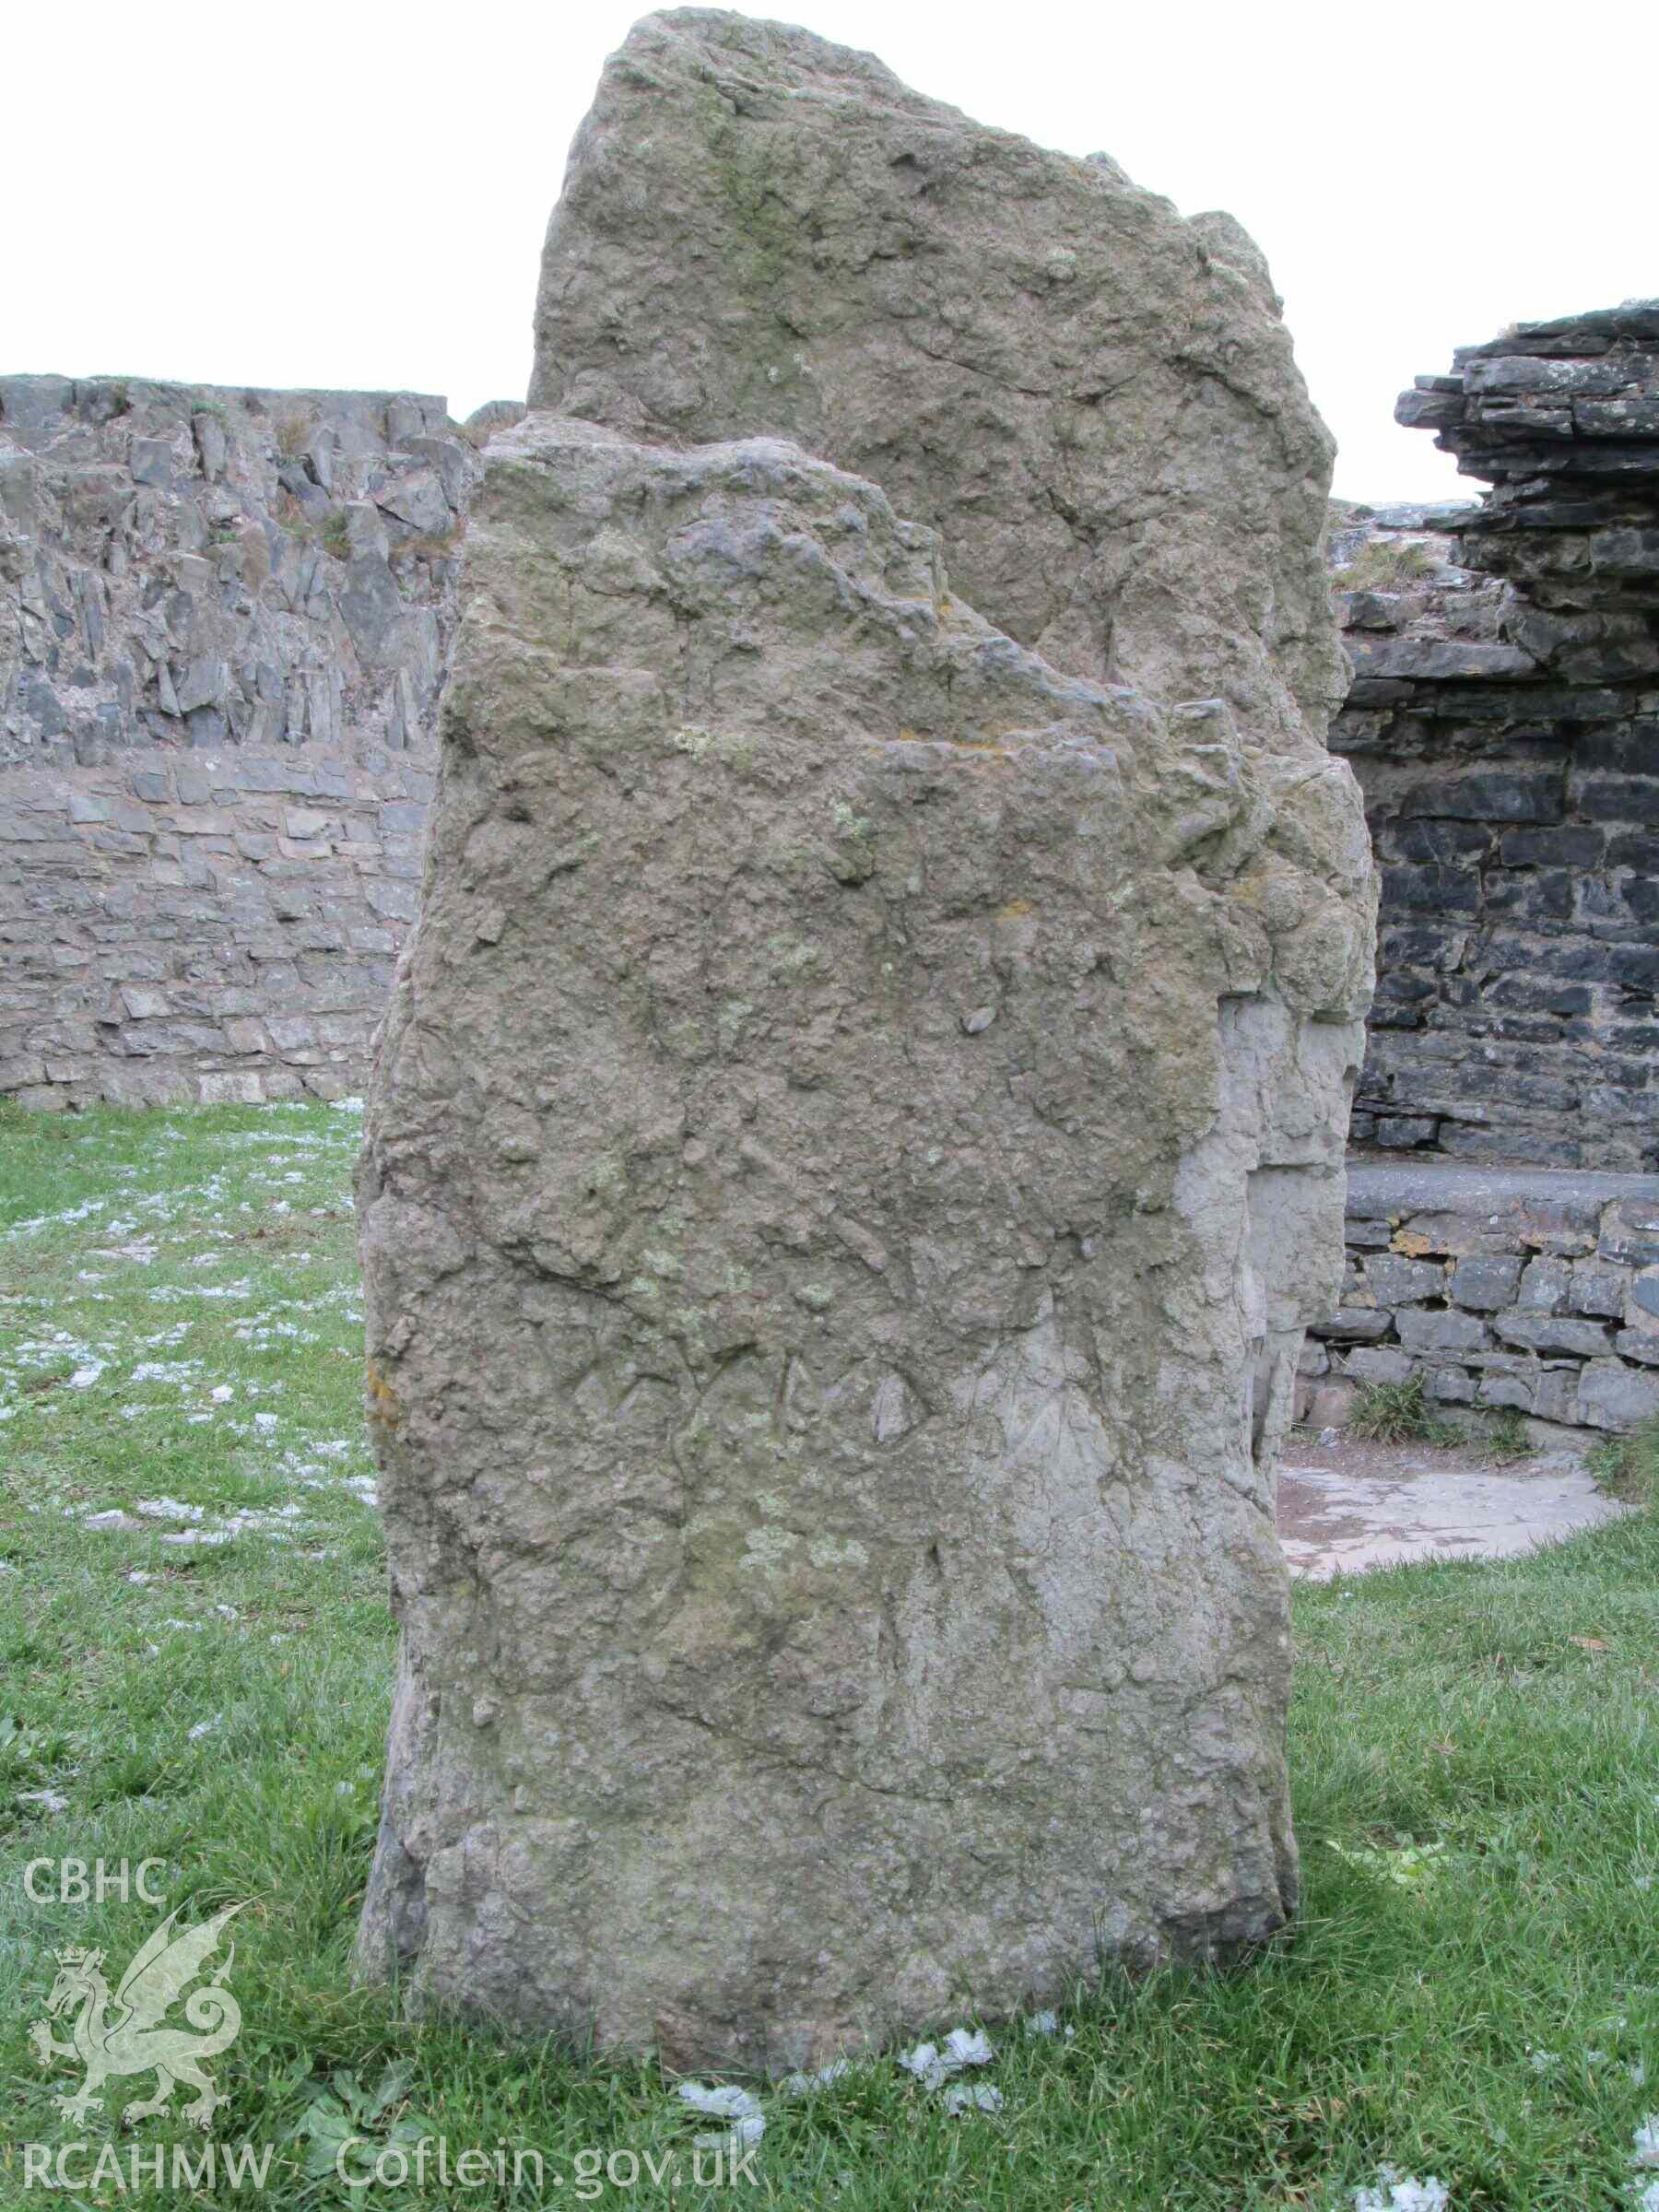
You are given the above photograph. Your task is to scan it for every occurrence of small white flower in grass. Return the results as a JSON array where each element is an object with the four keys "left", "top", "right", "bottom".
[
  {"left": 781, "top": 2059, "right": 852, "bottom": 2095},
  {"left": 943, "top": 2028, "right": 993, "bottom": 2067},
  {"left": 942, "top": 2082, "right": 1003, "bottom": 2116},
  {"left": 696, "top": 2115, "right": 763, "bottom": 2153},
  {"left": 675, "top": 2083, "right": 765, "bottom": 2153},
  {"left": 676, "top": 2084, "right": 761, "bottom": 2122},
  {"left": 1351, "top": 2168, "right": 1450, "bottom": 2212},
  {"left": 900, "top": 2027, "right": 995, "bottom": 2091}
]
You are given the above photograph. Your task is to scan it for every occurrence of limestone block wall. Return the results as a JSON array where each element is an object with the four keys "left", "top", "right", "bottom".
[
  {"left": 0, "top": 374, "right": 477, "bottom": 1106},
  {"left": 1300, "top": 1159, "right": 1659, "bottom": 1436}
]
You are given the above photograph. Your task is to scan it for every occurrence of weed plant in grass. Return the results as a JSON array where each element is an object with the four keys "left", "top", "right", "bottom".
[
  {"left": 1334, "top": 539, "right": 1441, "bottom": 594},
  {"left": 2, "top": 1103, "right": 1657, "bottom": 2209},
  {"left": 1591, "top": 1418, "right": 1659, "bottom": 1508},
  {"left": 1479, "top": 1408, "right": 1535, "bottom": 1465},
  {"left": 1349, "top": 1373, "right": 1463, "bottom": 1449}
]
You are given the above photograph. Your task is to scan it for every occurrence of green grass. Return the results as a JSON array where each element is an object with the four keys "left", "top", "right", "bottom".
[
  {"left": 1334, "top": 539, "right": 1441, "bottom": 595},
  {"left": 1349, "top": 1372, "right": 1462, "bottom": 1449},
  {"left": 1590, "top": 1418, "right": 1659, "bottom": 1508},
  {"left": 2, "top": 1104, "right": 1657, "bottom": 2209},
  {"left": 1479, "top": 1408, "right": 1535, "bottom": 1465}
]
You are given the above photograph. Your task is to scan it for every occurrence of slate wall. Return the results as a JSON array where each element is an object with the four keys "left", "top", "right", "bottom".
[{"left": 1329, "top": 302, "right": 1659, "bottom": 1171}]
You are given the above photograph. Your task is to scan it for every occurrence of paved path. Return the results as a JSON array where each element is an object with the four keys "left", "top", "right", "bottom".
[{"left": 1279, "top": 1441, "right": 1634, "bottom": 1579}]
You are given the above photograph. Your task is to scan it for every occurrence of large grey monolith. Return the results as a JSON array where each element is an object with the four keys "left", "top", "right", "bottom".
[{"left": 355, "top": 12, "right": 1375, "bottom": 2072}]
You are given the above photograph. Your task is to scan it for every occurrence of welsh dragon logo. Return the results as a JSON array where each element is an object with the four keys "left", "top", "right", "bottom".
[{"left": 29, "top": 1903, "right": 243, "bottom": 2131}]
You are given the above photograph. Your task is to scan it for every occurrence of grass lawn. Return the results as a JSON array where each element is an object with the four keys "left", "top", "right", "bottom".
[{"left": 2, "top": 1100, "right": 1657, "bottom": 2210}]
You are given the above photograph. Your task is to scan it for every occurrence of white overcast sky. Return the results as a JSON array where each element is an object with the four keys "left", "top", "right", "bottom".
[{"left": 6, "top": 0, "right": 1654, "bottom": 503}]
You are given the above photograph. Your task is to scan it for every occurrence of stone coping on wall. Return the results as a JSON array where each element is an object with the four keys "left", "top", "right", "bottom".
[
  {"left": 1300, "top": 1156, "right": 1659, "bottom": 1438},
  {"left": 1347, "top": 1158, "right": 1659, "bottom": 1217}
]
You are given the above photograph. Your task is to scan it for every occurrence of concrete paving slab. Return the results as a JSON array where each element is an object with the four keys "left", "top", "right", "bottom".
[{"left": 1278, "top": 1437, "right": 1635, "bottom": 1579}]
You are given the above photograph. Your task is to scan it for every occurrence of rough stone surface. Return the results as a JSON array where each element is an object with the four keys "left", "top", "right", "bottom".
[
  {"left": 530, "top": 9, "right": 1344, "bottom": 746},
  {"left": 353, "top": 382, "right": 1371, "bottom": 2066},
  {"left": 0, "top": 376, "right": 522, "bottom": 1107}
]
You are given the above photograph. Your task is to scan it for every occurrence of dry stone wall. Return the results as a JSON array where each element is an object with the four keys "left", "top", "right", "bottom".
[
  {"left": 1301, "top": 1159, "right": 1659, "bottom": 1438},
  {"left": 0, "top": 374, "right": 483, "bottom": 1107},
  {"left": 1328, "top": 301, "right": 1659, "bottom": 1171}
]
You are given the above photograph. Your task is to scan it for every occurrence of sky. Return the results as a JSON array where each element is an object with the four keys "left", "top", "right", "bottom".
[{"left": 6, "top": 0, "right": 1654, "bottom": 504}]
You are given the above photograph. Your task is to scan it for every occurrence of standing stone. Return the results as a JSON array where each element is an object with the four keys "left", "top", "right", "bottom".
[{"left": 356, "top": 15, "right": 1375, "bottom": 2070}]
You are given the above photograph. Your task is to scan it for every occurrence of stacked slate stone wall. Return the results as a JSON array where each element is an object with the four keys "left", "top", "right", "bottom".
[
  {"left": 0, "top": 375, "right": 485, "bottom": 1106},
  {"left": 1329, "top": 300, "right": 1659, "bottom": 1172},
  {"left": 1300, "top": 1159, "right": 1659, "bottom": 1438}
]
